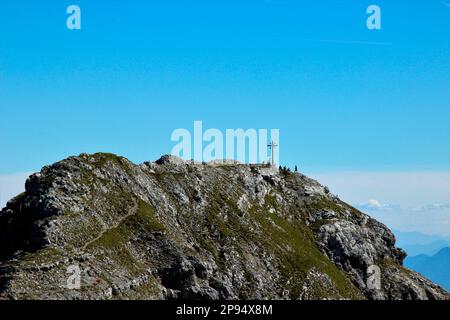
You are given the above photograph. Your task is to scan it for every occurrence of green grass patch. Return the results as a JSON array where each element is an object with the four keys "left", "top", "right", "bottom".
[
  {"left": 86, "top": 199, "right": 165, "bottom": 275},
  {"left": 88, "top": 199, "right": 165, "bottom": 249},
  {"left": 248, "top": 205, "right": 363, "bottom": 299},
  {"left": 308, "top": 196, "right": 345, "bottom": 214}
]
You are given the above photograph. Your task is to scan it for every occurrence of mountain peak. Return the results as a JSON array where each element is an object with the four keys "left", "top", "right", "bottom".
[
  {"left": 0, "top": 153, "right": 448, "bottom": 300},
  {"left": 436, "top": 247, "right": 450, "bottom": 257}
]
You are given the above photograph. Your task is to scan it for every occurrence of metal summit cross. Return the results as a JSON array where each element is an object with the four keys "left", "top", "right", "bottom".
[{"left": 267, "top": 140, "right": 278, "bottom": 166}]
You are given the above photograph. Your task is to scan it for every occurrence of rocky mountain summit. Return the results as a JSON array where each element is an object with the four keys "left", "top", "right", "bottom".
[{"left": 0, "top": 153, "right": 448, "bottom": 300}]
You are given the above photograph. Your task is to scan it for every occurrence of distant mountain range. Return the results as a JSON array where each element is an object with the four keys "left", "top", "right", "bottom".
[
  {"left": 394, "top": 230, "right": 450, "bottom": 256},
  {"left": 394, "top": 230, "right": 450, "bottom": 291},
  {"left": 405, "top": 248, "right": 450, "bottom": 291}
]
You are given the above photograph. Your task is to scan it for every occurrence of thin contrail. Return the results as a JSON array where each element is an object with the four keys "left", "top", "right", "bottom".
[{"left": 298, "top": 38, "right": 392, "bottom": 46}]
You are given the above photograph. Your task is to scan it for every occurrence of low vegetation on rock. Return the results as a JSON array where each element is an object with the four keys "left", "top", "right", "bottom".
[{"left": 0, "top": 153, "right": 448, "bottom": 300}]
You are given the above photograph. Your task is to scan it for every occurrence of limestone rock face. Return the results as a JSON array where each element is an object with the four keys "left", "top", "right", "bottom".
[{"left": 0, "top": 153, "right": 448, "bottom": 300}]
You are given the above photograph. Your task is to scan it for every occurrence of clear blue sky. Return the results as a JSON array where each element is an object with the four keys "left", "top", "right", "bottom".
[{"left": 1, "top": 0, "right": 449, "bottom": 174}]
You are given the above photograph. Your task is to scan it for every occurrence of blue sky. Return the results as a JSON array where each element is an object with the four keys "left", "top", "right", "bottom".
[{"left": 1, "top": 1, "right": 449, "bottom": 233}]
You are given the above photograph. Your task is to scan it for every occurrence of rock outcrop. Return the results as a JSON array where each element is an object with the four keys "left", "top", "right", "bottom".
[{"left": 0, "top": 153, "right": 448, "bottom": 300}]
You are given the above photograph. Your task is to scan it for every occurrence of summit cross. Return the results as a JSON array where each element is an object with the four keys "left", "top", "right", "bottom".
[{"left": 267, "top": 140, "right": 278, "bottom": 166}]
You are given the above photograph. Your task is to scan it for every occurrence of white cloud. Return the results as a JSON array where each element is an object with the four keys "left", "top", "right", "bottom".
[
  {"left": 416, "top": 203, "right": 450, "bottom": 211},
  {"left": 308, "top": 171, "right": 450, "bottom": 236},
  {"left": 0, "top": 172, "right": 32, "bottom": 209},
  {"left": 358, "top": 199, "right": 397, "bottom": 211},
  {"left": 309, "top": 171, "right": 450, "bottom": 208},
  {"left": 369, "top": 205, "right": 450, "bottom": 237}
]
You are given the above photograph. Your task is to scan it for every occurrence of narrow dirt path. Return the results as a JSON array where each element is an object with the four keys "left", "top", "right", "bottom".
[{"left": 81, "top": 198, "right": 139, "bottom": 250}]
